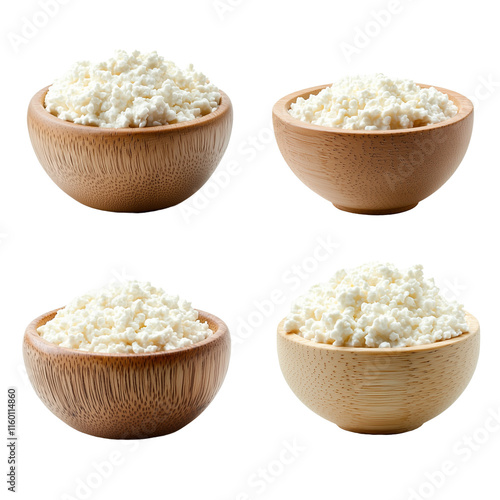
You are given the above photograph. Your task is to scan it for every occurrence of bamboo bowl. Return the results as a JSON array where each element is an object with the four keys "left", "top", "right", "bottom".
[
  {"left": 23, "top": 308, "right": 231, "bottom": 439},
  {"left": 277, "top": 313, "right": 480, "bottom": 434},
  {"left": 27, "top": 87, "right": 233, "bottom": 212},
  {"left": 272, "top": 84, "right": 473, "bottom": 215}
]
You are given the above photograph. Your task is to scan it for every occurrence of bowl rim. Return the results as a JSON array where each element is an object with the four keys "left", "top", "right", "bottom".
[
  {"left": 272, "top": 83, "right": 474, "bottom": 135},
  {"left": 25, "top": 307, "right": 229, "bottom": 358},
  {"left": 277, "top": 311, "right": 479, "bottom": 354},
  {"left": 28, "top": 86, "right": 232, "bottom": 134}
]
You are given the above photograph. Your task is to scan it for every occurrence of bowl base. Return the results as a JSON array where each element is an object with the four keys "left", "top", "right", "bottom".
[
  {"left": 333, "top": 203, "right": 418, "bottom": 215},
  {"left": 72, "top": 421, "right": 190, "bottom": 440},
  {"left": 337, "top": 423, "right": 423, "bottom": 435}
]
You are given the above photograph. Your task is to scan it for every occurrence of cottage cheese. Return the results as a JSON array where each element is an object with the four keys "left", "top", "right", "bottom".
[
  {"left": 44, "top": 50, "right": 221, "bottom": 128},
  {"left": 37, "top": 281, "right": 212, "bottom": 353},
  {"left": 288, "top": 74, "right": 458, "bottom": 130},
  {"left": 284, "top": 264, "right": 468, "bottom": 348}
]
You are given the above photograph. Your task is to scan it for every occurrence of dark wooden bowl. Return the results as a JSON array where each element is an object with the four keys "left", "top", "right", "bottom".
[{"left": 23, "top": 308, "right": 231, "bottom": 439}]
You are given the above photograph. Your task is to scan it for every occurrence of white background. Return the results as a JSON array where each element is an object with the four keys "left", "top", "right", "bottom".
[{"left": 2, "top": 0, "right": 499, "bottom": 499}]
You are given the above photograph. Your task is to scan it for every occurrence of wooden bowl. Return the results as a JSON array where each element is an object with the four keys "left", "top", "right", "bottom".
[
  {"left": 272, "top": 84, "right": 473, "bottom": 215},
  {"left": 27, "top": 87, "right": 233, "bottom": 212},
  {"left": 23, "top": 308, "right": 231, "bottom": 439},
  {"left": 277, "top": 313, "right": 479, "bottom": 434}
]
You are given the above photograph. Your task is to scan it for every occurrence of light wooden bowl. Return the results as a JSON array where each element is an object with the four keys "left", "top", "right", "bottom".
[
  {"left": 23, "top": 308, "right": 231, "bottom": 439},
  {"left": 277, "top": 313, "right": 479, "bottom": 434},
  {"left": 27, "top": 87, "right": 233, "bottom": 212},
  {"left": 272, "top": 84, "right": 473, "bottom": 215}
]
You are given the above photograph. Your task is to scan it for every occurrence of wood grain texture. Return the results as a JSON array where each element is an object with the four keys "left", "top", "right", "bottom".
[
  {"left": 27, "top": 87, "right": 233, "bottom": 212},
  {"left": 272, "top": 84, "right": 474, "bottom": 215},
  {"left": 23, "top": 308, "right": 231, "bottom": 439},
  {"left": 277, "top": 313, "right": 480, "bottom": 434}
]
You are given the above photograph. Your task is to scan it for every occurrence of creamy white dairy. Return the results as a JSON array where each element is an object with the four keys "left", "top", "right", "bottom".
[
  {"left": 284, "top": 263, "right": 468, "bottom": 348},
  {"left": 44, "top": 50, "right": 220, "bottom": 128},
  {"left": 288, "top": 74, "right": 458, "bottom": 130},
  {"left": 38, "top": 281, "right": 212, "bottom": 353}
]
